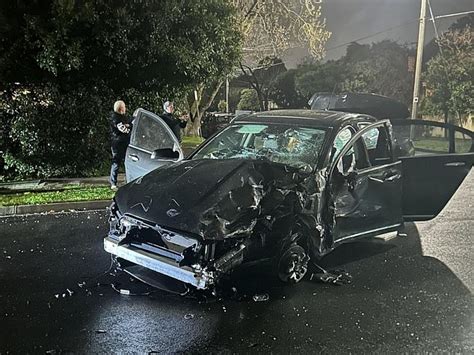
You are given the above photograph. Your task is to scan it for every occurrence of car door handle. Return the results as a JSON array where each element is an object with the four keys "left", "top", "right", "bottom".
[
  {"left": 385, "top": 173, "right": 400, "bottom": 182},
  {"left": 128, "top": 154, "right": 139, "bottom": 162},
  {"left": 369, "top": 176, "right": 384, "bottom": 183},
  {"left": 444, "top": 161, "right": 466, "bottom": 167},
  {"left": 369, "top": 173, "right": 400, "bottom": 183}
]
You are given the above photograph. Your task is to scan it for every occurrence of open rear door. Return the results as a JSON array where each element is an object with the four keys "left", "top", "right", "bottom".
[
  {"left": 391, "top": 119, "right": 474, "bottom": 220},
  {"left": 125, "top": 108, "right": 184, "bottom": 182}
]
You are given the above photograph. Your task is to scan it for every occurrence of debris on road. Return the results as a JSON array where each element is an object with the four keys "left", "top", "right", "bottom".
[
  {"left": 253, "top": 293, "right": 270, "bottom": 302},
  {"left": 310, "top": 269, "right": 352, "bottom": 285}
]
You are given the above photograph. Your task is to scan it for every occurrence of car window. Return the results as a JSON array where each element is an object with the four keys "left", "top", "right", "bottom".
[
  {"left": 392, "top": 123, "right": 449, "bottom": 156},
  {"left": 131, "top": 114, "right": 175, "bottom": 152},
  {"left": 336, "top": 136, "right": 370, "bottom": 175},
  {"left": 362, "top": 126, "right": 392, "bottom": 165},
  {"left": 361, "top": 127, "right": 379, "bottom": 150},
  {"left": 455, "top": 130, "right": 473, "bottom": 153},
  {"left": 192, "top": 123, "right": 327, "bottom": 169},
  {"left": 331, "top": 127, "right": 354, "bottom": 162}
]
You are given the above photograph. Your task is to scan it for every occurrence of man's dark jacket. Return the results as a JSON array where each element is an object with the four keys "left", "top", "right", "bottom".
[
  {"left": 109, "top": 112, "right": 131, "bottom": 146},
  {"left": 160, "top": 112, "right": 187, "bottom": 142}
]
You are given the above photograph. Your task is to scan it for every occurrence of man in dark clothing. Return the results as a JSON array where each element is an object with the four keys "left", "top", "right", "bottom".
[
  {"left": 160, "top": 101, "right": 187, "bottom": 142},
  {"left": 109, "top": 100, "right": 131, "bottom": 190}
]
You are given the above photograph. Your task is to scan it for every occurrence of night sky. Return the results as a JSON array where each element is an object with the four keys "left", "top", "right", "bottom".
[{"left": 284, "top": 0, "right": 473, "bottom": 66}]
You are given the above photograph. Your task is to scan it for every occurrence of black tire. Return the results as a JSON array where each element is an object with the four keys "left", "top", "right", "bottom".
[{"left": 277, "top": 244, "right": 309, "bottom": 283}]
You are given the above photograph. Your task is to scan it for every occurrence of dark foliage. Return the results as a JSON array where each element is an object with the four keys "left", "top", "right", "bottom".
[{"left": 0, "top": 0, "right": 241, "bottom": 179}]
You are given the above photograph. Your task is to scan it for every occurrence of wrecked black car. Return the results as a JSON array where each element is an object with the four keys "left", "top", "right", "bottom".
[
  {"left": 308, "top": 92, "right": 410, "bottom": 120},
  {"left": 104, "top": 109, "right": 474, "bottom": 292}
]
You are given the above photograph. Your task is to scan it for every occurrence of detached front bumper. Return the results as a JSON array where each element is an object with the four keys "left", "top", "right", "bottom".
[{"left": 104, "top": 237, "right": 214, "bottom": 290}]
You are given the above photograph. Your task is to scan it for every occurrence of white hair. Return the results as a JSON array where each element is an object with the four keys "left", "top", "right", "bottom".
[
  {"left": 114, "top": 100, "right": 125, "bottom": 113},
  {"left": 163, "top": 101, "right": 173, "bottom": 113}
]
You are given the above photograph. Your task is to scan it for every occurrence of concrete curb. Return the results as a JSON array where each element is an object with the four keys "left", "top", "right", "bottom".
[
  {"left": 0, "top": 174, "right": 126, "bottom": 192},
  {"left": 0, "top": 199, "right": 111, "bottom": 217}
]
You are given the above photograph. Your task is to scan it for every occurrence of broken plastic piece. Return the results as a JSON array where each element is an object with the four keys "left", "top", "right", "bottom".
[
  {"left": 310, "top": 269, "right": 352, "bottom": 285},
  {"left": 252, "top": 293, "right": 270, "bottom": 302},
  {"left": 119, "top": 289, "right": 130, "bottom": 295},
  {"left": 310, "top": 261, "right": 352, "bottom": 285},
  {"left": 184, "top": 313, "right": 195, "bottom": 320},
  {"left": 95, "top": 330, "right": 107, "bottom": 334}
]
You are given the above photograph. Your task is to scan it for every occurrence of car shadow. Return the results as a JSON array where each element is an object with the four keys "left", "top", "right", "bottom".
[{"left": 179, "top": 222, "right": 473, "bottom": 353}]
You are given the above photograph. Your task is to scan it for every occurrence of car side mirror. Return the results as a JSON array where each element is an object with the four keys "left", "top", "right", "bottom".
[{"left": 151, "top": 148, "right": 179, "bottom": 160}]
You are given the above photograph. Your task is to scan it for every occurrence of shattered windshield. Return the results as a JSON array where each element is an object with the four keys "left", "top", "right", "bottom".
[{"left": 193, "top": 123, "right": 327, "bottom": 169}]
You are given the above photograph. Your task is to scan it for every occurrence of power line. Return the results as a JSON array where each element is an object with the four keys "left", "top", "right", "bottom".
[
  {"left": 431, "top": 10, "right": 474, "bottom": 20},
  {"left": 428, "top": 0, "right": 441, "bottom": 44},
  {"left": 325, "top": 18, "right": 419, "bottom": 52},
  {"left": 325, "top": 9, "right": 474, "bottom": 53}
]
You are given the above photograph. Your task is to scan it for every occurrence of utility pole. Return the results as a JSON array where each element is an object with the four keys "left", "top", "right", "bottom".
[
  {"left": 225, "top": 76, "right": 230, "bottom": 113},
  {"left": 411, "top": 0, "right": 427, "bottom": 119}
]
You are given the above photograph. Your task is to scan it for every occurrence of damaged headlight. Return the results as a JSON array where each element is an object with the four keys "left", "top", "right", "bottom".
[
  {"left": 108, "top": 200, "right": 125, "bottom": 240},
  {"left": 109, "top": 200, "right": 121, "bottom": 220},
  {"left": 120, "top": 217, "right": 134, "bottom": 229}
]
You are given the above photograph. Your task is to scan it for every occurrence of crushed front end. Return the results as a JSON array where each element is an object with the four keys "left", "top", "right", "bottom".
[
  {"left": 105, "top": 202, "right": 249, "bottom": 290},
  {"left": 103, "top": 158, "right": 331, "bottom": 292}
]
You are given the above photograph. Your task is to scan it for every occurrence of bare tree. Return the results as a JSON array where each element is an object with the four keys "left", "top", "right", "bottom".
[
  {"left": 235, "top": 0, "right": 330, "bottom": 61},
  {"left": 233, "top": 0, "right": 331, "bottom": 110},
  {"left": 187, "top": 0, "right": 331, "bottom": 135},
  {"left": 186, "top": 81, "right": 225, "bottom": 136}
]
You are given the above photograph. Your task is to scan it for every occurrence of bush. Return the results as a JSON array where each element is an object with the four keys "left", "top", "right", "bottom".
[
  {"left": 237, "top": 89, "right": 260, "bottom": 111},
  {"left": 1, "top": 83, "right": 113, "bottom": 179},
  {"left": 217, "top": 100, "right": 227, "bottom": 112},
  {"left": 0, "top": 0, "right": 242, "bottom": 180}
]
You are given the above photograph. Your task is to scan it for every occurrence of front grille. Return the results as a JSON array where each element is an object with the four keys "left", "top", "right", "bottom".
[{"left": 112, "top": 215, "right": 201, "bottom": 265}]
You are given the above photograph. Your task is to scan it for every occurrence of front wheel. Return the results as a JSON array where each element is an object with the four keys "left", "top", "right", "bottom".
[{"left": 277, "top": 244, "right": 309, "bottom": 283}]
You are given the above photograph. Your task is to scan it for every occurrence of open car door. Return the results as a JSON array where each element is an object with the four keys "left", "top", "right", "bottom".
[
  {"left": 391, "top": 119, "right": 474, "bottom": 220},
  {"left": 125, "top": 108, "right": 184, "bottom": 182},
  {"left": 330, "top": 120, "right": 403, "bottom": 246}
]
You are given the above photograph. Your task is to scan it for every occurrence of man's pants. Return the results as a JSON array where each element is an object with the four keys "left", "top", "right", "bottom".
[{"left": 109, "top": 143, "right": 128, "bottom": 186}]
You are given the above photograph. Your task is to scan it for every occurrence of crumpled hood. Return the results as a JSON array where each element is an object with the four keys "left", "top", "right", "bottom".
[{"left": 114, "top": 159, "right": 312, "bottom": 240}]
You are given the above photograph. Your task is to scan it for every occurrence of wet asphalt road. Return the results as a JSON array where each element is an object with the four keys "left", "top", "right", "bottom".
[{"left": 0, "top": 206, "right": 472, "bottom": 354}]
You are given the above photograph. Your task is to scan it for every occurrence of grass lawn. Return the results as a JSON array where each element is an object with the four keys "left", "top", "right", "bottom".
[
  {"left": 1, "top": 137, "right": 205, "bottom": 206},
  {"left": 182, "top": 135, "right": 205, "bottom": 148},
  {"left": 181, "top": 135, "right": 205, "bottom": 156},
  {"left": 413, "top": 137, "right": 472, "bottom": 153},
  {"left": 413, "top": 138, "right": 449, "bottom": 152},
  {"left": 0, "top": 185, "right": 114, "bottom": 206}
]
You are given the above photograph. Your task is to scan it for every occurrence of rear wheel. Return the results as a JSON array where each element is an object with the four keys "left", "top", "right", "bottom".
[{"left": 277, "top": 244, "right": 309, "bottom": 283}]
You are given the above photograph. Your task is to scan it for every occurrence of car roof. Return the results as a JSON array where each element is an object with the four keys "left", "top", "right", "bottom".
[
  {"left": 233, "top": 109, "right": 376, "bottom": 129},
  {"left": 308, "top": 92, "right": 410, "bottom": 119}
]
